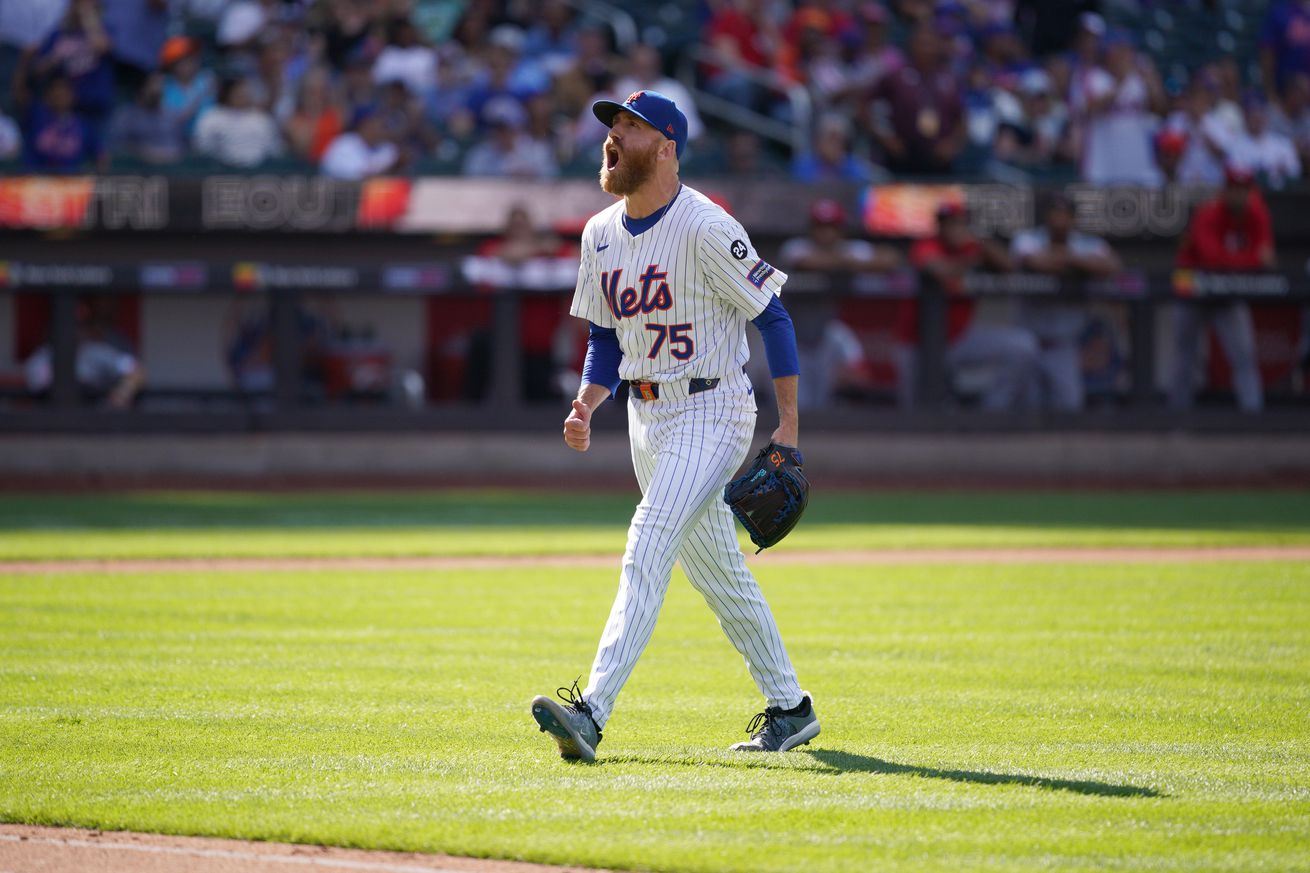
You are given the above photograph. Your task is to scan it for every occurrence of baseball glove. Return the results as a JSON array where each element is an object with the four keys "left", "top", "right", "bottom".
[{"left": 724, "top": 442, "right": 810, "bottom": 553}]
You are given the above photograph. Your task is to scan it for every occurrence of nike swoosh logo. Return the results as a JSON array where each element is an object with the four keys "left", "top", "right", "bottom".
[{"left": 597, "top": 243, "right": 609, "bottom": 252}]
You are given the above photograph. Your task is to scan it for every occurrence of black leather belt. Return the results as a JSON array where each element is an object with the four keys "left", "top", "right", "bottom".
[{"left": 628, "top": 378, "right": 721, "bottom": 400}]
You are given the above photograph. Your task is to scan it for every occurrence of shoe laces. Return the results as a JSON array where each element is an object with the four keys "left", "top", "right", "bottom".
[
  {"left": 556, "top": 677, "right": 602, "bottom": 738},
  {"left": 744, "top": 705, "right": 785, "bottom": 741}
]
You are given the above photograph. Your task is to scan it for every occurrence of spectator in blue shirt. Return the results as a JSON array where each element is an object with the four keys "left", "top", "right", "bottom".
[
  {"left": 792, "top": 113, "right": 879, "bottom": 182},
  {"left": 14, "top": 0, "right": 115, "bottom": 132},
  {"left": 1261, "top": 1, "right": 1310, "bottom": 100},
  {"left": 160, "top": 36, "right": 215, "bottom": 135},
  {"left": 24, "top": 75, "right": 104, "bottom": 172},
  {"left": 464, "top": 25, "right": 549, "bottom": 129},
  {"left": 977, "top": 21, "right": 1036, "bottom": 84},
  {"left": 424, "top": 48, "right": 475, "bottom": 138}
]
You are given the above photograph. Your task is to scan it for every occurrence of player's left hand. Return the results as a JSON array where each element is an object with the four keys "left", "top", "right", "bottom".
[{"left": 771, "top": 424, "right": 798, "bottom": 448}]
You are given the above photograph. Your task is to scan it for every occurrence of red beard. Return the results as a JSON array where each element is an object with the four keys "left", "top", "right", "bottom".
[{"left": 600, "top": 137, "right": 659, "bottom": 195}]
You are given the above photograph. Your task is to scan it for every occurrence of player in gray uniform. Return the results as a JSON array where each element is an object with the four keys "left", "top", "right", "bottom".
[
  {"left": 1010, "top": 193, "right": 1122, "bottom": 411},
  {"left": 529, "top": 91, "right": 819, "bottom": 762}
]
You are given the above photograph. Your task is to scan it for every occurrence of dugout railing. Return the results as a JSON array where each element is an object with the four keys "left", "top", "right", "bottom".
[{"left": 2, "top": 262, "right": 1307, "bottom": 434}]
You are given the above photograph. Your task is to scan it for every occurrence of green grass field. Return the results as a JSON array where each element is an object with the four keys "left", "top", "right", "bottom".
[
  {"left": 1, "top": 489, "right": 1308, "bottom": 559},
  {"left": 2, "top": 490, "right": 1309, "bottom": 872}
]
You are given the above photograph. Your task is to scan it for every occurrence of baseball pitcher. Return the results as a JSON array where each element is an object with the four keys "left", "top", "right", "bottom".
[{"left": 529, "top": 91, "right": 818, "bottom": 762}]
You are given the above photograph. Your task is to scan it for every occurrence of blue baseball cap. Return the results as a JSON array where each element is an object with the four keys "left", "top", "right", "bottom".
[{"left": 592, "top": 89, "right": 688, "bottom": 160}]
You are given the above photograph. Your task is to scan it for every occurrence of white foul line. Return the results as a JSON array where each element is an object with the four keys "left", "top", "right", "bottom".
[{"left": 0, "top": 834, "right": 470, "bottom": 873}]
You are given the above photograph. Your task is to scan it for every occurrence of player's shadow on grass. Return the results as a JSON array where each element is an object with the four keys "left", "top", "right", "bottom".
[
  {"left": 805, "top": 750, "right": 1161, "bottom": 798},
  {"left": 599, "top": 751, "right": 1160, "bottom": 798}
]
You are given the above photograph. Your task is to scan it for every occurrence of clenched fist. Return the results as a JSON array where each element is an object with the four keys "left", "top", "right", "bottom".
[{"left": 563, "top": 399, "right": 592, "bottom": 452}]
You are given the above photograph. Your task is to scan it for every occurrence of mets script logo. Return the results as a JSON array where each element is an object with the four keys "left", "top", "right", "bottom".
[{"left": 600, "top": 264, "right": 672, "bottom": 320}]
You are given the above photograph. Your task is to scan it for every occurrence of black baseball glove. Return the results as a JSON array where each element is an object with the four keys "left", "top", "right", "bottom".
[{"left": 724, "top": 442, "right": 810, "bottom": 553}]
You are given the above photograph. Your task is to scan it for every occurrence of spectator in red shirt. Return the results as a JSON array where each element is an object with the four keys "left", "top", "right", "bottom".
[
  {"left": 867, "top": 26, "right": 967, "bottom": 175},
  {"left": 1169, "top": 165, "right": 1274, "bottom": 413},
  {"left": 702, "top": 0, "right": 781, "bottom": 111},
  {"left": 895, "top": 202, "right": 1040, "bottom": 409}
]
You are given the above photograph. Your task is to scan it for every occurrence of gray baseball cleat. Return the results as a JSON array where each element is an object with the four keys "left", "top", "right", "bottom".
[
  {"left": 730, "top": 694, "right": 820, "bottom": 752},
  {"left": 531, "top": 680, "right": 603, "bottom": 762}
]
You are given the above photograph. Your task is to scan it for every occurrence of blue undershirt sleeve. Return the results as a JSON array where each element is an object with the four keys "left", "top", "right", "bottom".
[
  {"left": 581, "top": 322, "right": 622, "bottom": 395},
  {"left": 750, "top": 294, "right": 801, "bottom": 379}
]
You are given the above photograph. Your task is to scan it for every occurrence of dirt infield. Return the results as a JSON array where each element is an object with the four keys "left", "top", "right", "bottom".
[
  {"left": 2, "top": 546, "right": 1308, "bottom": 576},
  {"left": 0, "top": 825, "right": 611, "bottom": 873}
]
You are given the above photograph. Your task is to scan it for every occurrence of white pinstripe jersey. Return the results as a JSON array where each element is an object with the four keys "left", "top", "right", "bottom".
[{"left": 570, "top": 184, "right": 788, "bottom": 384}]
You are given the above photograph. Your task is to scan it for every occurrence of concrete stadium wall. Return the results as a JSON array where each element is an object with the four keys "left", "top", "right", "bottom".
[{"left": 1, "top": 432, "right": 1306, "bottom": 488}]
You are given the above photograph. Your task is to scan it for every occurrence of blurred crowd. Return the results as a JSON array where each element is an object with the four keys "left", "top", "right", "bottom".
[
  {"left": 703, "top": 0, "right": 1309, "bottom": 186},
  {"left": 0, "top": 0, "right": 708, "bottom": 179},
  {"left": 0, "top": 0, "right": 1307, "bottom": 185}
]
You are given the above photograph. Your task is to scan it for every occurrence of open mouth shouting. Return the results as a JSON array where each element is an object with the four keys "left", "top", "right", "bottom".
[{"left": 599, "top": 133, "right": 655, "bottom": 195}]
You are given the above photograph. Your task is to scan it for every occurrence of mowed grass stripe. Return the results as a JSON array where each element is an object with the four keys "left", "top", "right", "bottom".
[
  {"left": 1, "top": 490, "right": 1308, "bottom": 559},
  {"left": 3, "top": 560, "right": 1308, "bottom": 873},
  {"left": 4, "top": 545, "right": 1310, "bottom": 576}
]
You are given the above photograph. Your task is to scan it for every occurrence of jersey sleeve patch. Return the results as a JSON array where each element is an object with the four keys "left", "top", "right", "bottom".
[
  {"left": 700, "top": 216, "right": 787, "bottom": 317},
  {"left": 747, "top": 260, "right": 775, "bottom": 289},
  {"left": 730, "top": 239, "right": 748, "bottom": 260}
]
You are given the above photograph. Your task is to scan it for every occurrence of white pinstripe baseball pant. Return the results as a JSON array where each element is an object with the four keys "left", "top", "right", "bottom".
[{"left": 582, "top": 376, "right": 805, "bottom": 728}]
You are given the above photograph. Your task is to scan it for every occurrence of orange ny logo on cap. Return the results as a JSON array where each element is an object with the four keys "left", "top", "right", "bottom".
[{"left": 626, "top": 91, "right": 645, "bottom": 104}]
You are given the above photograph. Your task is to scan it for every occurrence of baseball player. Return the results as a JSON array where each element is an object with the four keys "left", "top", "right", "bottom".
[
  {"left": 1010, "top": 192, "right": 1122, "bottom": 412},
  {"left": 530, "top": 90, "right": 818, "bottom": 762},
  {"left": 1170, "top": 165, "right": 1271, "bottom": 413}
]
